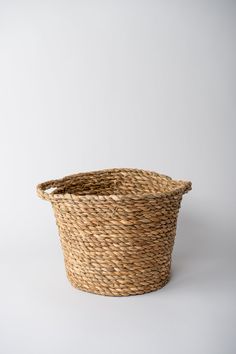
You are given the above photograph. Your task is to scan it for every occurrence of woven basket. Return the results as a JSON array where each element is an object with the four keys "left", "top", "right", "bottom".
[{"left": 37, "top": 168, "right": 191, "bottom": 296}]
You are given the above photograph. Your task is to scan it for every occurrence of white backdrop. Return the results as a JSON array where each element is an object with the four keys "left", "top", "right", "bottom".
[{"left": 0, "top": 1, "right": 235, "bottom": 353}]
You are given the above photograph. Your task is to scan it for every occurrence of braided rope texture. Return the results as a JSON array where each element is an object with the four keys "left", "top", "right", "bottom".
[{"left": 37, "top": 168, "right": 191, "bottom": 296}]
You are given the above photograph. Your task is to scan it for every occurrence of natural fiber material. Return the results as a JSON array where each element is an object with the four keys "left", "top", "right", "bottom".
[{"left": 37, "top": 168, "right": 191, "bottom": 296}]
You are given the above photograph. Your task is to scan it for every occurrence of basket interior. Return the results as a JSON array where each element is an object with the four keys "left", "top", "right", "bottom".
[{"left": 51, "top": 169, "right": 186, "bottom": 197}]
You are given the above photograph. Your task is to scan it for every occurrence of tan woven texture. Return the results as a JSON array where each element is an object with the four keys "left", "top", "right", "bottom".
[{"left": 37, "top": 168, "right": 191, "bottom": 296}]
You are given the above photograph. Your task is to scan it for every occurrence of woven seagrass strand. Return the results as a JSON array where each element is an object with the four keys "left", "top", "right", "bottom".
[{"left": 37, "top": 168, "right": 191, "bottom": 296}]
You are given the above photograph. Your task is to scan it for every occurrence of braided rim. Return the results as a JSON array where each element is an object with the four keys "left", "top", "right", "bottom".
[{"left": 37, "top": 168, "right": 192, "bottom": 202}]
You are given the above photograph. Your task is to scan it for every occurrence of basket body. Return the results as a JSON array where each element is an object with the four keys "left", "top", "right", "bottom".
[{"left": 37, "top": 168, "right": 191, "bottom": 296}]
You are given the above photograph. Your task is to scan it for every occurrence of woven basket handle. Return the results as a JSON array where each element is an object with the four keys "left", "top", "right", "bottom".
[
  {"left": 37, "top": 179, "right": 63, "bottom": 201},
  {"left": 181, "top": 181, "right": 192, "bottom": 195}
]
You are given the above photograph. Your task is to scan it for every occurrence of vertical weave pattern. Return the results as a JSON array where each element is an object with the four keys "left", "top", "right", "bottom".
[{"left": 37, "top": 168, "right": 191, "bottom": 296}]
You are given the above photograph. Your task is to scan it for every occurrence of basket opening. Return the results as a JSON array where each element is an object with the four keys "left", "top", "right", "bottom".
[{"left": 51, "top": 169, "right": 188, "bottom": 198}]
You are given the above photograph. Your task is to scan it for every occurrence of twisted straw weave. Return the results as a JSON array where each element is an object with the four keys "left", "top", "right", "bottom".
[{"left": 37, "top": 168, "right": 191, "bottom": 296}]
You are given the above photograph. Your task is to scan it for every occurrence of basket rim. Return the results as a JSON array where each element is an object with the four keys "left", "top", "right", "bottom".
[{"left": 36, "top": 168, "right": 192, "bottom": 202}]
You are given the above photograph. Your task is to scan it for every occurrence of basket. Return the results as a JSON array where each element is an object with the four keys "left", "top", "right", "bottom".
[{"left": 37, "top": 168, "right": 191, "bottom": 296}]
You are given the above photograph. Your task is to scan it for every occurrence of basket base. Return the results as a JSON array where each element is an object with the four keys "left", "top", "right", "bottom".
[{"left": 66, "top": 272, "right": 171, "bottom": 297}]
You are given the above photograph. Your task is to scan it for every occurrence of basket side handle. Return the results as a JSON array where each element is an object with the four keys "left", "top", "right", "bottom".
[
  {"left": 182, "top": 181, "right": 192, "bottom": 195},
  {"left": 37, "top": 179, "right": 62, "bottom": 201}
]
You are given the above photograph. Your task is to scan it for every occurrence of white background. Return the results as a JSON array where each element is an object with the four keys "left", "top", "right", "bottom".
[{"left": 0, "top": 1, "right": 235, "bottom": 353}]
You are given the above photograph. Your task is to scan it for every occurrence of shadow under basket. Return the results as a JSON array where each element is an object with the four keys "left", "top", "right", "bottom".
[{"left": 37, "top": 168, "right": 192, "bottom": 296}]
